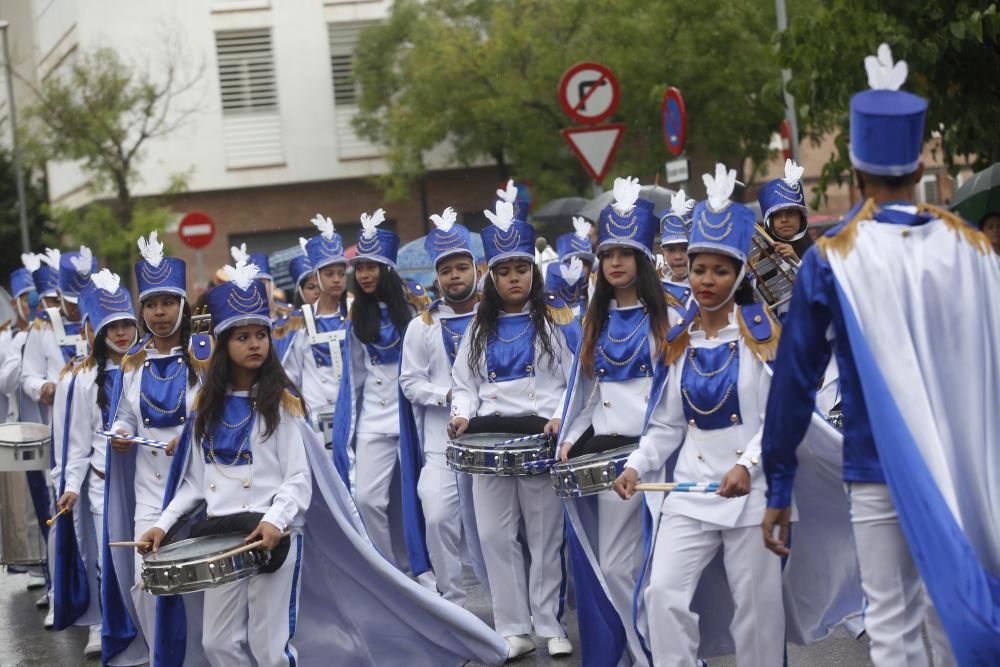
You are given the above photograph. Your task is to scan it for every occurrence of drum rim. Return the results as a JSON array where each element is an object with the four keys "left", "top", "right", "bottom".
[
  {"left": 552, "top": 442, "right": 639, "bottom": 468},
  {"left": 144, "top": 532, "right": 254, "bottom": 565},
  {"left": 448, "top": 432, "right": 548, "bottom": 447},
  {"left": 0, "top": 422, "right": 52, "bottom": 446}
]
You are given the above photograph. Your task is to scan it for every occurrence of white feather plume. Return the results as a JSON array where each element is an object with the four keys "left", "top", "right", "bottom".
[
  {"left": 483, "top": 200, "right": 515, "bottom": 232},
  {"left": 42, "top": 248, "right": 61, "bottom": 269},
  {"left": 311, "top": 213, "right": 335, "bottom": 240},
  {"left": 429, "top": 206, "right": 457, "bottom": 232},
  {"left": 782, "top": 159, "right": 805, "bottom": 187},
  {"left": 21, "top": 252, "right": 41, "bottom": 273},
  {"left": 299, "top": 237, "right": 309, "bottom": 254},
  {"left": 359, "top": 208, "right": 386, "bottom": 240},
  {"left": 221, "top": 260, "right": 260, "bottom": 291},
  {"left": 703, "top": 163, "right": 737, "bottom": 211},
  {"left": 137, "top": 231, "right": 164, "bottom": 268},
  {"left": 230, "top": 243, "right": 249, "bottom": 265},
  {"left": 669, "top": 189, "right": 696, "bottom": 217},
  {"left": 612, "top": 177, "right": 641, "bottom": 213},
  {"left": 90, "top": 268, "right": 121, "bottom": 293},
  {"left": 865, "top": 43, "right": 908, "bottom": 91},
  {"left": 572, "top": 216, "right": 592, "bottom": 239},
  {"left": 70, "top": 245, "right": 93, "bottom": 276},
  {"left": 496, "top": 179, "right": 518, "bottom": 203},
  {"left": 559, "top": 257, "right": 584, "bottom": 285}
]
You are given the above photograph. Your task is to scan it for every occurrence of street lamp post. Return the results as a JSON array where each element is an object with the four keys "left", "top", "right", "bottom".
[
  {"left": 775, "top": 0, "right": 801, "bottom": 164},
  {"left": 0, "top": 20, "right": 31, "bottom": 254}
]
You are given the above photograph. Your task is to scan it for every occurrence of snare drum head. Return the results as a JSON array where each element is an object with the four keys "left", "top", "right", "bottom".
[
  {"left": 0, "top": 422, "right": 51, "bottom": 446},
  {"left": 568, "top": 443, "right": 638, "bottom": 465},
  {"left": 146, "top": 533, "right": 248, "bottom": 564},
  {"left": 450, "top": 433, "right": 542, "bottom": 448}
]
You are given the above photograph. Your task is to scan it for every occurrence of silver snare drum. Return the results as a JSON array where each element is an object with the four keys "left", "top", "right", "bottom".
[
  {"left": 446, "top": 433, "right": 553, "bottom": 476},
  {"left": 141, "top": 533, "right": 271, "bottom": 596},
  {"left": 550, "top": 443, "right": 638, "bottom": 498},
  {"left": 0, "top": 422, "right": 51, "bottom": 472},
  {"left": 0, "top": 422, "right": 51, "bottom": 565}
]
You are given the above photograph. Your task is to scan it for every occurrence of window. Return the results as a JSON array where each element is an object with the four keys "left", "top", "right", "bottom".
[
  {"left": 328, "top": 21, "right": 375, "bottom": 107},
  {"left": 918, "top": 174, "right": 940, "bottom": 205}
]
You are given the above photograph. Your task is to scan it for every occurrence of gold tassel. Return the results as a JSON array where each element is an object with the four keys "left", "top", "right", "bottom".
[
  {"left": 663, "top": 312, "right": 696, "bottom": 367},
  {"left": 406, "top": 289, "right": 431, "bottom": 313},
  {"left": 32, "top": 318, "right": 51, "bottom": 331},
  {"left": 918, "top": 203, "right": 995, "bottom": 255},
  {"left": 281, "top": 389, "right": 306, "bottom": 418},
  {"left": 818, "top": 198, "right": 876, "bottom": 259},
  {"left": 737, "top": 307, "right": 781, "bottom": 363},
  {"left": 59, "top": 358, "right": 78, "bottom": 379},
  {"left": 421, "top": 309, "right": 434, "bottom": 326},
  {"left": 188, "top": 339, "right": 214, "bottom": 380},
  {"left": 0, "top": 321, "right": 9, "bottom": 333},
  {"left": 663, "top": 290, "right": 681, "bottom": 311},
  {"left": 120, "top": 347, "right": 147, "bottom": 374},
  {"left": 273, "top": 314, "right": 304, "bottom": 340},
  {"left": 546, "top": 304, "right": 575, "bottom": 326}
]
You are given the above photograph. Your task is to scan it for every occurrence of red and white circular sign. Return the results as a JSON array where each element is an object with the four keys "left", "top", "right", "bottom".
[
  {"left": 558, "top": 62, "right": 620, "bottom": 126},
  {"left": 177, "top": 211, "right": 216, "bottom": 250}
]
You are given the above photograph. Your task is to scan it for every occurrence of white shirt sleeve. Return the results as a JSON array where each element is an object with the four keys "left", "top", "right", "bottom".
[
  {"left": 283, "top": 331, "right": 304, "bottom": 386},
  {"left": 20, "top": 328, "right": 52, "bottom": 402},
  {"left": 550, "top": 325, "right": 578, "bottom": 420},
  {"left": 110, "top": 370, "right": 139, "bottom": 435},
  {"left": 625, "top": 366, "right": 687, "bottom": 478},
  {"left": 63, "top": 374, "right": 96, "bottom": 496},
  {"left": 560, "top": 372, "right": 597, "bottom": 447},
  {"left": 0, "top": 335, "right": 21, "bottom": 396},
  {"left": 260, "top": 413, "right": 312, "bottom": 532},
  {"left": 349, "top": 327, "right": 367, "bottom": 399},
  {"left": 737, "top": 355, "right": 771, "bottom": 479},
  {"left": 399, "top": 322, "right": 450, "bottom": 408},
  {"left": 154, "top": 439, "right": 206, "bottom": 534},
  {"left": 449, "top": 328, "right": 480, "bottom": 421}
]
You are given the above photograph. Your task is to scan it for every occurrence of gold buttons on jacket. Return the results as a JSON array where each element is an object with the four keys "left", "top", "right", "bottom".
[
  {"left": 209, "top": 484, "right": 216, "bottom": 492},
  {"left": 736, "top": 449, "right": 744, "bottom": 456},
  {"left": 754, "top": 315, "right": 762, "bottom": 324},
  {"left": 730, "top": 414, "right": 739, "bottom": 424},
  {"left": 603, "top": 400, "right": 611, "bottom": 408}
]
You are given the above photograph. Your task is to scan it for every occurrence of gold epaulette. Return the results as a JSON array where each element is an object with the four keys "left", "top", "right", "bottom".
[
  {"left": 406, "top": 289, "right": 431, "bottom": 313},
  {"left": 663, "top": 315, "right": 695, "bottom": 367},
  {"left": 546, "top": 303, "right": 575, "bottom": 326},
  {"left": 0, "top": 321, "right": 10, "bottom": 333},
  {"left": 188, "top": 338, "right": 214, "bottom": 379},
  {"left": 58, "top": 358, "right": 78, "bottom": 380},
  {"left": 737, "top": 306, "right": 781, "bottom": 363},
  {"left": 32, "top": 318, "right": 51, "bottom": 331},
  {"left": 281, "top": 389, "right": 306, "bottom": 418},
  {"left": 72, "top": 356, "right": 96, "bottom": 376},
  {"left": 273, "top": 314, "right": 304, "bottom": 339},
  {"left": 420, "top": 309, "right": 434, "bottom": 326},
  {"left": 120, "top": 346, "right": 148, "bottom": 373},
  {"left": 664, "top": 289, "right": 681, "bottom": 311},
  {"left": 919, "top": 202, "right": 995, "bottom": 254}
]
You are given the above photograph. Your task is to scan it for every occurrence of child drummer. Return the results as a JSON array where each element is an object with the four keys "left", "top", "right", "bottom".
[{"left": 139, "top": 259, "right": 311, "bottom": 666}]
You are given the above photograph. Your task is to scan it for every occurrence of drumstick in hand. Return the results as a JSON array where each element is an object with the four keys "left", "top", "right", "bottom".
[
  {"left": 46, "top": 507, "right": 70, "bottom": 526},
  {"left": 109, "top": 541, "right": 152, "bottom": 548},
  {"left": 207, "top": 530, "right": 291, "bottom": 564}
]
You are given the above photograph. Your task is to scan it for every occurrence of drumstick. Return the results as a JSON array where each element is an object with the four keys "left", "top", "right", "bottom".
[
  {"left": 110, "top": 540, "right": 152, "bottom": 548},
  {"left": 634, "top": 482, "right": 721, "bottom": 493},
  {"left": 522, "top": 458, "right": 557, "bottom": 471},
  {"left": 208, "top": 529, "right": 292, "bottom": 564},
  {"left": 46, "top": 507, "right": 69, "bottom": 526},
  {"left": 492, "top": 433, "right": 550, "bottom": 447},
  {"left": 96, "top": 430, "right": 169, "bottom": 450}
]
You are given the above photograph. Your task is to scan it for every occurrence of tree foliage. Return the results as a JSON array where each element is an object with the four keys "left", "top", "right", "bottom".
[
  {"left": 0, "top": 148, "right": 48, "bottom": 280},
  {"left": 779, "top": 0, "right": 1000, "bottom": 205},
  {"left": 354, "top": 0, "right": 788, "bottom": 201}
]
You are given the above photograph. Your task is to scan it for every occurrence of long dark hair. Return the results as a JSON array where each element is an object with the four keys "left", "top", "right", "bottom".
[
  {"left": 689, "top": 253, "right": 755, "bottom": 306},
  {"left": 349, "top": 264, "right": 412, "bottom": 343},
  {"left": 580, "top": 251, "right": 670, "bottom": 378},
  {"left": 93, "top": 334, "right": 113, "bottom": 417},
  {"left": 194, "top": 328, "right": 304, "bottom": 442},
  {"left": 467, "top": 263, "right": 558, "bottom": 377},
  {"left": 139, "top": 296, "right": 198, "bottom": 386}
]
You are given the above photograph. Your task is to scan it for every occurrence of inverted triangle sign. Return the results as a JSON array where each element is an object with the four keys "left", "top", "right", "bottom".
[{"left": 561, "top": 123, "right": 625, "bottom": 183}]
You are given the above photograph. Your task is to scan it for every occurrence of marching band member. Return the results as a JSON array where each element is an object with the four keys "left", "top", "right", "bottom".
[
  {"left": 57, "top": 270, "right": 138, "bottom": 659},
  {"left": 659, "top": 189, "right": 695, "bottom": 307},
  {"left": 613, "top": 164, "right": 785, "bottom": 666},
  {"left": 398, "top": 207, "right": 482, "bottom": 602},
  {"left": 332, "top": 209, "right": 418, "bottom": 567},
  {"left": 271, "top": 240, "right": 316, "bottom": 365},
  {"left": 555, "top": 177, "right": 677, "bottom": 666},
  {"left": 757, "top": 158, "right": 813, "bottom": 265},
  {"left": 762, "top": 45, "right": 998, "bottom": 666},
  {"left": 449, "top": 199, "right": 580, "bottom": 659},
  {"left": 544, "top": 217, "right": 597, "bottom": 318},
  {"left": 140, "top": 259, "right": 311, "bottom": 666},
  {"left": 104, "top": 232, "right": 204, "bottom": 665},
  {"left": 285, "top": 216, "right": 350, "bottom": 431}
]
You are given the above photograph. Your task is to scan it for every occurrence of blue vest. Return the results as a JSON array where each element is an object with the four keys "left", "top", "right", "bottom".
[
  {"left": 486, "top": 313, "right": 536, "bottom": 382},
  {"left": 681, "top": 340, "right": 742, "bottom": 430},
  {"left": 593, "top": 307, "right": 653, "bottom": 382},
  {"left": 202, "top": 395, "right": 256, "bottom": 466},
  {"left": 139, "top": 355, "right": 188, "bottom": 429}
]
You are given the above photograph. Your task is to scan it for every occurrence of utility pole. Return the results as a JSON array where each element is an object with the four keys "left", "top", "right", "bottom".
[{"left": 775, "top": 0, "right": 801, "bottom": 164}]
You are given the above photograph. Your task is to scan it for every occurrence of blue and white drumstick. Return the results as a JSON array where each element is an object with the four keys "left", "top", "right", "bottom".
[
  {"left": 96, "top": 430, "right": 169, "bottom": 451},
  {"left": 491, "top": 433, "right": 550, "bottom": 447},
  {"left": 521, "top": 458, "right": 557, "bottom": 471},
  {"left": 634, "top": 482, "right": 721, "bottom": 493}
]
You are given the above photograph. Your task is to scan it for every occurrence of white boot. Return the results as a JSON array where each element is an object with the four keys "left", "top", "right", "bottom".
[
  {"left": 85, "top": 624, "right": 102, "bottom": 657},
  {"left": 546, "top": 637, "right": 573, "bottom": 657},
  {"left": 43, "top": 605, "right": 54, "bottom": 629},
  {"left": 505, "top": 634, "right": 535, "bottom": 661}
]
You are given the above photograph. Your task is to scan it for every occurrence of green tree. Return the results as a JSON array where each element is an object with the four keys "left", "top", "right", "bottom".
[
  {"left": 23, "top": 45, "right": 201, "bottom": 277},
  {"left": 0, "top": 147, "right": 48, "bottom": 280},
  {"left": 779, "top": 0, "right": 1000, "bottom": 206},
  {"left": 354, "top": 0, "right": 788, "bottom": 203}
]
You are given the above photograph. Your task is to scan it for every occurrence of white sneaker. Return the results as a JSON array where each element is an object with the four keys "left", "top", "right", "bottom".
[
  {"left": 415, "top": 571, "right": 438, "bottom": 593},
  {"left": 504, "top": 634, "right": 535, "bottom": 661},
  {"left": 85, "top": 625, "right": 102, "bottom": 657},
  {"left": 547, "top": 636, "right": 573, "bottom": 657},
  {"left": 26, "top": 573, "right": 46, "bottom": 590},
  {"left": 35, "top": 592, "right": 49, "bottom": 609},
  {"left": 43, "top": 605, "right": 54, "bottom": 629}
]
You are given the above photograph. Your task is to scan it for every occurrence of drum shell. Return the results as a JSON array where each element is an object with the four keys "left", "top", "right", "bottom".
[
  {"left": 0, "top": 422, "right": 52, "bottom": 472},
  {"left": 0, "top": 472, "right": 47, "bottom": 565},
  {"left": 446, "top": 433, "right": 553, "bottom": 476},
  {"left": 141, "top": 534, "right": 271, "bottom": 596},
  {"left": 550, "top": 444, "right": 638, "bottom": 498}
]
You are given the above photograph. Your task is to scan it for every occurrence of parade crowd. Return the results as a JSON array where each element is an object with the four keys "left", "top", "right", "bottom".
[{"left": 0, "top": 44, "right": 997, "bottom": 667}]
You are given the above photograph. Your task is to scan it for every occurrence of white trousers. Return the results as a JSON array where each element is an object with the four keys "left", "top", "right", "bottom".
[
  {"left": 417, "top": 454, "right": 466, "bottom": 604},
  {"left": 202, "top": 533, "right": 304, "bottom": 667},
  {"left": 848, "top": 483, "right": 955, "bottom": 667},
  {"left": 354, "top": 432, "right": 400, "bottom": 566},
  {"left": 473, "top": 473, "right": 567, "bottom": 638},
  {"left": 131, "top": 512, "right": 159, "bottom": 658},
  {"left": 597, "top": 492, "right": 645, "bottom": 666},
  {"left": 645, "top": 512, "right": 784, "bottom": 667}
]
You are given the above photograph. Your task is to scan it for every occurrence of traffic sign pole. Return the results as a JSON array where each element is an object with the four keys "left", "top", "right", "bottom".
[{"left": 558, "top": 62, "right": 624, "bottom": 185}]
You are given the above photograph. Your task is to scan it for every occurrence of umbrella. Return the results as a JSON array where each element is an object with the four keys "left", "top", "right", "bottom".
[
  {"left": 532, "top": 197, "right": 589, "bottom": 224},
  {"left": 952, "top": 162, "right": 1000, "bottom": 226},
  {"left": 578, "top": 184, "right": 677, "bottom": 222},
  {"left": 395, "top": 233, "right": 486, "bottom": 288}
]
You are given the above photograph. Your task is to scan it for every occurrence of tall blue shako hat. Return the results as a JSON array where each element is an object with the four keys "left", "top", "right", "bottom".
[
  {"left": 79, "top": 269, "right": 137, "bottom": 335},
  {"left": 206, "top": 260, "right": 271, "bottom": 336},
  {"left": 758, "top": 159, "right": 808, "bottom": 242},
  {"left": 660, "top": 189, "right": 695, "bottom": 247},
  {"left": 688, "top": 163, "right": 756, "bottom": 310},
  {"left": 305, "top": 213, "right": 349, "bottom": 272},
  {"left": 288, "top": 238, "right": 314, "bottom": 290},
  {"left": 136, "top": 231, "right": 187, "bottom": 300},
  {"left": 495, "top": 179, "right": 530, "bottom": 222},
  {"left": 57, "top": 246, "right": 96, "bottom": 303},
  {"left": 230, "top": 244, "right": 274, "bottom": 283},
  {"left": 425, "top": 207, "right": 475, "bottom": 268},
  {"left": 23, "top": 252, "right": 58, "bottom": 298},
  {"left": 352, "top": 208, "right": 400, "bottom": 269},
  {"left": 545, "top": 256, "right": 587, "bottom": 304},
  {"left": 850, "top": 44, "right": 927, "bottom": 178},
  {"left": 11, "top": 265, "right": 36, "bottom": 299},
  {"left": 596, "top": 176, "right": 658, "bottom": 260},
  {"left": 481, "top": 200, "right": 535, "bottom": 269},
  {"left": 555, "top": 217, "right": 596, "bottom": 266}
]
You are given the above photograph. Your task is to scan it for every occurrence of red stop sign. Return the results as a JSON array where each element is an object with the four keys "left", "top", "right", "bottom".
[{"left": 178, "top": 211, "right": 216, "bottom": 249}]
